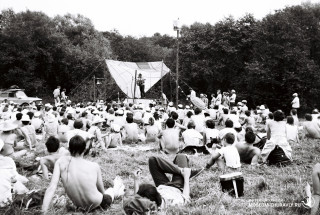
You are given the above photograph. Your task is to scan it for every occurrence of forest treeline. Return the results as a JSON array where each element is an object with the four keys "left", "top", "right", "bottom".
[{"left": 1, "top": 3, "right": 320, "bottom": 112}]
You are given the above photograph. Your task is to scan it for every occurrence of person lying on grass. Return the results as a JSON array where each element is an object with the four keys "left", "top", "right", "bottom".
[
  {"left": 42, "top": 135, "right": 125, "bottom": 214},
  {"left": 40, "top": 136, "right": 69, "bottom": 180},
  {"left": 205, "top": 133, "right": 241, "bottom": 170},
  {"left": 235, "top": 131, "right": 261, "bottom": 166},
  {"left": 123, "top": 155, "right": 204, "bottom": 214}
]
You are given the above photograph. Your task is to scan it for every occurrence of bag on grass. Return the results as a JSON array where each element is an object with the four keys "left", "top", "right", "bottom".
[{"left": 267, "top": 145, "right": 291, "bottom": 166}]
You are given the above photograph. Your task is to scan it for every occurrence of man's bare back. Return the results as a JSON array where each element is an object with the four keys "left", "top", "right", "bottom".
[
  {"left": 160, "top": 128, "right": 180, "bottom": 154},
  {"left": 57, "top": 156, "right": 103, "bottom": 210}
]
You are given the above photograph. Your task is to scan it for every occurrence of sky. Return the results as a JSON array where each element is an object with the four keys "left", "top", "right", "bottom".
[{"left": 1, "top": 0, "right": 319, "bottom": 37}]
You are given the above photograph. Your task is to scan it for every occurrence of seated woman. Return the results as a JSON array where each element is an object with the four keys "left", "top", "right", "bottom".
[
  {"left": 104, "top": 124, "right": 122, "bottom": 150},
  {"left": 0, "top": 121, "right": 27, "bottom": 158},
  {"left": 261, "top": 110, "right": 292, "bottom": 166},
  {"left": 145, "top": 117, "right": 160, "bottom": 143},
  {"left": 16, "top": 115, "right": 37, "bottom": 151}
]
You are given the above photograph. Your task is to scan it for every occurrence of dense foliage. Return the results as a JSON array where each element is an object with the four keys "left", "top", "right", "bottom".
[{"left": 1, "top": 3, "right": 320, "bottom": 112}]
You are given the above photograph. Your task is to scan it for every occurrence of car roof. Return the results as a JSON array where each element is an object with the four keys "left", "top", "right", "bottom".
[{"left": 0, "top": 89, "right": 25, "bottom": 92}]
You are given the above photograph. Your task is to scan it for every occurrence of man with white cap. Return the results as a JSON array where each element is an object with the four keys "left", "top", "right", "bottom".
[
  {"left": 291, "top": 93, "right": 300, "bottom": 112},
  {"left": 18, "top": 115, "right": 37, "bottom": 151}
]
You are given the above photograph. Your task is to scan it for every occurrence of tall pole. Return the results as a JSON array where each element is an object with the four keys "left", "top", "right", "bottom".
[
  {"left": 133, "top": 70, "right": 137, "bottom": 104},
  {"left": 160, "top": 60, "right": 164, "bottom": 104},
  {"left": 176, "top": 29, "right": 179, "bottom": 108},
  {"left": 93, "top": 75, "right": 96, "bottom": 101}
]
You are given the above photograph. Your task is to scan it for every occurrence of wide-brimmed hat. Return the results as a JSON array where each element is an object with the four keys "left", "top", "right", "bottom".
[
  {"left": 259, "top": 105, "right": 266, "bottom": 110},
  {"left": 168, "top": 102, "right": 174, "bottom": 107},
  {"left": 0, "top": 121, "right": 18, "bottom": 131},
  {"left": 21, "top": 114, "right": 30, "bottom": 122},
  {"left": 178, "top": 104, "right": 183, "bottom": 108}
]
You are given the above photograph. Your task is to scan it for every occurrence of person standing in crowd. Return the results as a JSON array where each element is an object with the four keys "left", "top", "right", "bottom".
[
  {"left": 230, "top": 90, "right": 236, "bottom": 109},
  {"left": 60, "top": 88, "right": 67, "bottom": 103},
  {"left": 137, "top": 73, "right": 146, "bottom": 98},
  {"left": 53, "top": 86, "right": 61, "bottom": 106},
  {"left": 215, "top": 90, "right": 222, "bottom": 106},
  {"left": 291, "top": 93, "right": 300, "bottom": 113}
]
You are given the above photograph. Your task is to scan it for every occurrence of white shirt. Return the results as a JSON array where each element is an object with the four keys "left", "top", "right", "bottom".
[
  {"left": 191, "top": 114, "right": 206, "bottom": 133},
  {"left": 230, "top": 94, "right": 236, "bottom": 103},
  {"left": 53, "top": 88, "right": 60, "bottom": 97},
  {"left": 217, "top": 145, "right": 241, "bottom": 168},
  {"left": 219, "top": 128, "right": 238, "bottom": 142},
  {"left": 292, "top": 97, "right": 300, "bottom": 108},
  {"left": 204, "top": 128, "right": 219, "bottom": 143},
  {"left": 182, "top": 129, "right": 203, "bottom": 146},
  {"left": 157, "top": 185, "right": 189, "bottom": 208}
]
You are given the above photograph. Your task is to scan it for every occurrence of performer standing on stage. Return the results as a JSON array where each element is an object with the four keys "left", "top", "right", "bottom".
[{"left": 137, "top": 73, "right": 146, "bottom": 98}]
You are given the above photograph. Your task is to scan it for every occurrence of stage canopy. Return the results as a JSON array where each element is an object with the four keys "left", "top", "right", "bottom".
[{"left": 106, "top": 60, "right": 170, "bottom": 98}]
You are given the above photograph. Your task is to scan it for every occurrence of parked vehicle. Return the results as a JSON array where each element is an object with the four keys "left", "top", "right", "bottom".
[{"left": 0, "top": 88, "right": 42, "bottom": 105}]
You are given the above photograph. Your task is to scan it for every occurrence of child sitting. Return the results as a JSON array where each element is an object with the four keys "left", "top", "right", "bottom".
[
  {"left": 205, "top": 133, "right": 241, "bottom": 171},
  {"left": 40, "top": 136, "right": 69, "bottom": 180},
  {"left": 286, "top": 116, "right": 300, "bottom": 144},
  {"left": 104, "top": 124, "right": 122, "bottom": 150}
]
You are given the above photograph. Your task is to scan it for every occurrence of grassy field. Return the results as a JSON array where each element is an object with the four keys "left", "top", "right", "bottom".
[{"left": 1, "top": 127, "right": 319, "bottom": 215}]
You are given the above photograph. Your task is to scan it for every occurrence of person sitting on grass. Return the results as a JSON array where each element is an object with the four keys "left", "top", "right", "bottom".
[
  {"left": 0, "top": 139, "right": 29, "bottom": 207},
  {"left": 303, "top": 114, "right": 320, "bottom": 139},
  {"left": 242, "top": 110, "right": 256, "bottom": 130},
  {"left": 290, "top": 109, "right": 299, "bottom": 126},
  {"left": 42, "top": 135, "right": 125, "bottom": 213},
  {"left": 191, "top": 108, "right": 206, "bottom": 133},
  {"left": 17, "top": 114, "right": 37, "bottom": 151},
  {"left": 182, "top": 111, "right": 193, "bottom": 128},
  {"left": 145, "top": 117, "right": 161, "bottom": 144},
  {"left": 219, "top": 119, "right": 238, "bottom": 143},
  {"left": 124, "top": 154, "right": 204, "bottom": 214},
  {"left": 205, "top": 133, "right": 241, "bottom": 171},
  {"left": 66, "top": 119, "right": 94, "bottom": 155},
  {"left": 235, "top": 131, "right": 261, "bottom": 166},
  {"left": 182, "top": 121, "right": 203, "bottom": 147},
  {"left": 286, "top": 116, "right": 300, "bottom": 144},
  {"left": 40, "top": 136, "right": 69, "bottom": 180},
  {"left": 104, "top": 124, "right": 122, "bottom": 150},
  {"left": 158, "top": 118, "right": 180, "bottom": 154},
  {"left": 122, "top": 115, "right": 140, "bottom": 143},
  {"left": 203, "top": 119, "right": 219, "bottom": 147},
  {"left": 261, "top": 110, "right": 292, "bottom": 165}
]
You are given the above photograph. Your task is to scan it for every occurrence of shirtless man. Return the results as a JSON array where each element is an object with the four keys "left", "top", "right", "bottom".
[
  {"left": 123, "top": 115, "right": 140, "bottom": 143},
  {"left": 42, "top": 135, "right": 124, "bottom": 213},
  {"left": 235, "top": 131, "right": 261, "bottom": 166},
  {"left": 40, "top": 136, "right": 70, "bottom": 180},
  {"left": 303, "top": 114, "right": 320, "bottom": 139},
  {"left": 158, "top": 118, "right": 180, "bottom": 154}
]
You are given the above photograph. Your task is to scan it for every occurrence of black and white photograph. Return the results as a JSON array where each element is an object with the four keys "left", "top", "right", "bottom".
[{"left": 1, "top": 0, "right": 320, "bottom": 214}]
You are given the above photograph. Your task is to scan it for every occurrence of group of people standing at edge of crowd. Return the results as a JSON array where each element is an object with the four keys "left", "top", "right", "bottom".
[{"left": 53, "top": 86, "right": 68, "bottom": 106}]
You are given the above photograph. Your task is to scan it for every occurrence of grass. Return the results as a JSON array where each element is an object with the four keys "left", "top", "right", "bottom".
[{"left": 1, "top": 125, "right": 319, "bottom": 215}]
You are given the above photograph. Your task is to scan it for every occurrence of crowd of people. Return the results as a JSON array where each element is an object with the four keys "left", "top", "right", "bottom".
[{"left": 0, "top": 88, "right": 320, "bottom": 214}]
